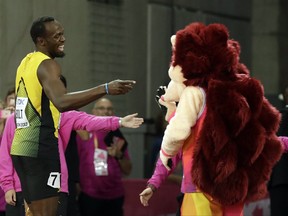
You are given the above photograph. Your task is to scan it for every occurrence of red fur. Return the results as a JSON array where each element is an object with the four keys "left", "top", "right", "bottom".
[{"left": 174, "top": 22, "right": 283, "bottom": 205}]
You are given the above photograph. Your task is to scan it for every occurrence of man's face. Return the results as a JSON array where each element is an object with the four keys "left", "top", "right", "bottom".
[
  {"left": 92, "top": 99, "right": 114, "bottom": 116},
  {"left": 42, "top": 21, "right": 65, "bottom": 58}
]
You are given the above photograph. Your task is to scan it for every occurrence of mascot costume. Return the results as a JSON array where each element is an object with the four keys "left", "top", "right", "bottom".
[{"left": 158, "top": 22, "right": 283, "bottom": 215}]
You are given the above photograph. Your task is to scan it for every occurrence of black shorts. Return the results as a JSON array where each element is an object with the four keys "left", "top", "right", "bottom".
[{"left": 12, "top": 156, "right": 61, "bottom": 203}]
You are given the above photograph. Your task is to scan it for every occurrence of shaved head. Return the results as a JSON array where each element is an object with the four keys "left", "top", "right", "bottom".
[{"left": 92, "top": 98, "right": 114, "bottom": 116}]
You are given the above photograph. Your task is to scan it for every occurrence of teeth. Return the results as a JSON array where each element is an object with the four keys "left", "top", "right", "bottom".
[{"left": 58, "top": 45, "right": 64, "bottom": 51}]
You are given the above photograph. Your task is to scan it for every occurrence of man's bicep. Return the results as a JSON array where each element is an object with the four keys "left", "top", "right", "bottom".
[
  {"left": 37, "top": 60, "right": 66, "bottom": 101},
  {"left": 37, "top": 59, "right": 61, "bottom": 85}
]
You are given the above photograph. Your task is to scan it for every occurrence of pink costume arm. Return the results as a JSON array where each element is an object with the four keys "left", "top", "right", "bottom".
[
  {"left": 147, "top": 152, "right": 182, "bottom": 189},
  {"left": 60, "top": 110, "right": 120, "bottom": 149}
]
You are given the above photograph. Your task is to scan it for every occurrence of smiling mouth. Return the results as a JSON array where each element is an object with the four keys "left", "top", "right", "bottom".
[{"left": 58, "top": 45, "right": 64, "bottom": 51}]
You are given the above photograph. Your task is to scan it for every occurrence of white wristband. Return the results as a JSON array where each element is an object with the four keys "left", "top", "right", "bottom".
[{"left": 105, "top": 83, "right": 109, "bottom": 94}]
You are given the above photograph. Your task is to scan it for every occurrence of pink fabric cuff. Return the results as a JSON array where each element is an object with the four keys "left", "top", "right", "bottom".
[{"left": 161, "top": 149, "right": 173, "bottom": 157}]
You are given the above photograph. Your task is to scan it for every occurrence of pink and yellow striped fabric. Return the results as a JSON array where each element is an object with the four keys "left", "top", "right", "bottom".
[{"left": 181, "top": 192, "right": 243, "bottom": 216}]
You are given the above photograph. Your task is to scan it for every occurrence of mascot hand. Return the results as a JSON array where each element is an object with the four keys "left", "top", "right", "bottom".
[
  {"left": 155, "top": 86, "right": 167, "bottom": 114},
  {"left": 158, "top": 97, "right": 176, "bottom": 110},
  {"left": 158, "top": 97, "right": 176, "bottom": 122},
  {"left": 160, "top": 149, "right": 172, "bottom": 171}
]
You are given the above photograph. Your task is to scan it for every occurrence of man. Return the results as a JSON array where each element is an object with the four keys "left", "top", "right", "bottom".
[
  {"left": 77, "top": 98, "right": 132, "bottom": 216},
  {"left": 11, "top": 16, "right": 135, "bottom": 216}
]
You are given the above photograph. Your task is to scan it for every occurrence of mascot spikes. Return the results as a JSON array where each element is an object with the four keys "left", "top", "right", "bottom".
[{"left": 158, "top": 22, "right": 283, "bottom": 215}]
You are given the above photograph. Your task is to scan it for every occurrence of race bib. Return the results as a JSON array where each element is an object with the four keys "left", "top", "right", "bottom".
[
  {"left": 94, "top": 149, "right": 108, "bottom": 176},
  {"left": 47, "top": 172, "right": 61, "bottom": 188},
  {"left": 15, "top": 97, "right": 29, "bottom": 128}
]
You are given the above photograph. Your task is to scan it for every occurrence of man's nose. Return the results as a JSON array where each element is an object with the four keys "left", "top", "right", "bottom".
[{"left": 61, "top": 35, "right": 65, "bottom": 42}]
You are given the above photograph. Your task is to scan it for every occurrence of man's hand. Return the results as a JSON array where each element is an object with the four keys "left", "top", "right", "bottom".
[
  {"left": 106, "top": 144, "right": 118, "bottom": 157},
  {"left": 121, "top": 113, "right": 144, "bottom": 128},
  {"left": 107, "top": 138, "right": 132, "bottom": 175},
  {"left": 5, "top": 189, "right": 16, "bottom": 206},
  {"left": 107, "top": 80, "right": 136, "bottom": 95},
  {"left": 139, "top": 187, "right": 153, "bottom": 207},
  {"left": 107, "top": 138, "right": 125, "bottom": 158}
]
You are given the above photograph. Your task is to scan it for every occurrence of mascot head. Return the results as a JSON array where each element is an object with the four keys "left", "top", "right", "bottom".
[
  {"left": 170, "top": 22, "right": 248, "bottom": 88},
  {"left": 163, "top": 22, "right": 249, "bottom": 104}
]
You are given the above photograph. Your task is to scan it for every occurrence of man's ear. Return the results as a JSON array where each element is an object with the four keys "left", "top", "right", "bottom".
[{"left": 36, "top": 37, "right": 46, "bottom": 46}]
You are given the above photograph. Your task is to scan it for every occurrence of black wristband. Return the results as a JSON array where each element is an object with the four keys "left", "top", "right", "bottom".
[{"left": 147, "top": 184, "right": 157, "bottom": 192}]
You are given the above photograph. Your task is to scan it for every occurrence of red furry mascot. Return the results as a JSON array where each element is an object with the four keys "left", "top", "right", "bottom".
[{"left": 158, "top": 22, "right": 283, "bottom": 215}]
